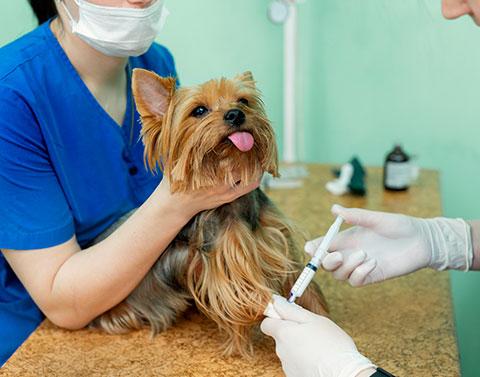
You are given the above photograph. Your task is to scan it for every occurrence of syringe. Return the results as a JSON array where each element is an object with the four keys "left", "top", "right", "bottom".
[{"left": 287, "top": 216, "right": 343, "bottom": 303}]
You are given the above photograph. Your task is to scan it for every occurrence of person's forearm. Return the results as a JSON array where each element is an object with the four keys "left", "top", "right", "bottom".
[
  {"left": 49, "top": 188, "right": 190, "bottom": 329},
  {"left": 467, "top": 220, "right": 480, "bottom": 270}
]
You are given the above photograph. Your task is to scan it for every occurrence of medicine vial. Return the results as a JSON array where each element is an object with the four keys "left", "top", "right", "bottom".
[{"left": 383, "top": 145, "right": 411, "bottom": 191}]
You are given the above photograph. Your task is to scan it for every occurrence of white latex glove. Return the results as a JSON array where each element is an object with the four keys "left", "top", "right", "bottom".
[
  {"left": 305, "top": 205, "right": 473, "bottom": 287},
  {"left": 261, "top": 295, "right": 376, "bottom": 377}
]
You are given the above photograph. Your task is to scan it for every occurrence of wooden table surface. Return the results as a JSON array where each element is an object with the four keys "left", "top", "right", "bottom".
[{"left": 1, "top": 164, "right": 459, "bottom": 377}]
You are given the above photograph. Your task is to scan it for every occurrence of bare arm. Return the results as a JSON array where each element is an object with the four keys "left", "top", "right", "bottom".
[
  {"left": 468, "top": 220, "right": 480, "bottom": 270},
  {"left": 2, "top": 178, "right": 259, "bottom": 330}
]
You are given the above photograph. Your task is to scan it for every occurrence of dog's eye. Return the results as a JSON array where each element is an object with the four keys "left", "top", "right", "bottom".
[
  {"left": 238, "top": 98, "right": 249, "bottom": 106},
  {"left": 191, "top": 106, "right": 209, "bottom": 118}
]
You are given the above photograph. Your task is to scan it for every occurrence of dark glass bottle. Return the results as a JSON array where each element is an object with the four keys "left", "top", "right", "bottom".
[{"left": 383, "top": 145, "right": 411, "bottom": 191}]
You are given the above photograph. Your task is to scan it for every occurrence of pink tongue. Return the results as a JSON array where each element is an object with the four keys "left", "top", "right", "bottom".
[{"left": 228, "top": 132, "right": 254, "bottom": 152}]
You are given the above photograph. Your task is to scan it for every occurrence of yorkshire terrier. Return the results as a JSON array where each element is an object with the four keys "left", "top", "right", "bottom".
[{"left": 90, "top": 69, "right": 327, "bottom": 355}]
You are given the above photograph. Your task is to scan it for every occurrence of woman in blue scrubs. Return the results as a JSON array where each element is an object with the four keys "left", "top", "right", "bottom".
[{"left": 0, "top": 0, "right": 259, "bottom": 365}]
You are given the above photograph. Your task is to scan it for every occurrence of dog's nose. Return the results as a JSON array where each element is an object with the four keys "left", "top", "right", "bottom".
[{"left": 224, "top": 109, "right": 246, "bottom": 127}]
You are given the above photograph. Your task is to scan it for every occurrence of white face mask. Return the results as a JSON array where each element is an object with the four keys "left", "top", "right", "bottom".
[{"left": 58, "top": 0, "right": 169, "bottom": 57}]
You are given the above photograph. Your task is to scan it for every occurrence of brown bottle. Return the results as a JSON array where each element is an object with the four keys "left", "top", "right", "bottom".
[{"left": 383, "top": 145, "right": 411, "bottom": 191}]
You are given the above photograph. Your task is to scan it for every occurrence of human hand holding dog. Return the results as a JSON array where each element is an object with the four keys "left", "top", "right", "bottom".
[
  {"left": 154, "top": 174, "right": 261, "bottom": 221},
  {"left": 305, "top": 205, "right": 473, "bottom": 287},
  {"left": 261, "top": 295, "right": 376, "bottom": 377}
]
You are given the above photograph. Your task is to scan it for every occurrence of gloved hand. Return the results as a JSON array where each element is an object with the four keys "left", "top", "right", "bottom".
[
  {"left": 305, "top": 205, "right": 473, "bottom": 287},
  {"left": 261, "top": 294, "right": 376, "bottom": 377}
]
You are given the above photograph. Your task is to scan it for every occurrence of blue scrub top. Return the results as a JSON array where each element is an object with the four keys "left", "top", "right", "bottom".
[{"left": 0, "top": 20, "right": 178, "bottom": 365}]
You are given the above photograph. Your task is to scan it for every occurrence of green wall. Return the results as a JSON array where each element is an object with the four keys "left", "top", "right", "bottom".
[{"left": 2, "top": 1, "right": 480, "bottom": 375}]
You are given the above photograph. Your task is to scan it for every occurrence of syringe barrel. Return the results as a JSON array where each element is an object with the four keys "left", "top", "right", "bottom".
[{"left": 290, "top": 263, "right": 317, "bottom": 298}]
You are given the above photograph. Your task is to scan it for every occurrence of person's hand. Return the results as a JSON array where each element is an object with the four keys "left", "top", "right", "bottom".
[
  {"left": 261, "top": 295, "right": 376, "bottom": 377},
  {"left": 153, "top": 174, "right": 261, "bottom": 221},
  {"left": 305, "top": 205, "right": 473, "bottom": 287}
]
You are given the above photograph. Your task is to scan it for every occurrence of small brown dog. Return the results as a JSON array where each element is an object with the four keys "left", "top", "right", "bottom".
[{"left": 91, "top": 69, "right": 327, "bottom": 355}]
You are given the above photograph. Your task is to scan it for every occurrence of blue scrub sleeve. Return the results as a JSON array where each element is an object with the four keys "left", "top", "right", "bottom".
[{"left": 0, "top": 87, "right": 74, "bottom": 250}]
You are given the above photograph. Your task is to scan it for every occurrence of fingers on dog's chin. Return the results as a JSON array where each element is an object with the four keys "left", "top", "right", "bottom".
[{"left": 236, "top": 180, "right": 259, "bottom": 191}]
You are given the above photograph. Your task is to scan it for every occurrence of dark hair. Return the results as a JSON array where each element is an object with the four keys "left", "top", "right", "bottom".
[{"left": 28, "top": 0, "right": 58, "bottom": 25}]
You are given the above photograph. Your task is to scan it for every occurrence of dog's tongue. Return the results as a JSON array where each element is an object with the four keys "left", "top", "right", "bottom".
[{"left": 228, "top": 132, "right": 254, "bottom": 152}]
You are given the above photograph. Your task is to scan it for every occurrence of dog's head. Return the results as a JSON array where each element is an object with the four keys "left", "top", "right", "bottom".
[{"left": 132, "top": 69, "right": 279, "bottom": 192}]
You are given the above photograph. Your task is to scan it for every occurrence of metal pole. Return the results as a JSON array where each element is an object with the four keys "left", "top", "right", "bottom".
[{"left": 283, "top": 1, "right": 297, "bottom": 164}]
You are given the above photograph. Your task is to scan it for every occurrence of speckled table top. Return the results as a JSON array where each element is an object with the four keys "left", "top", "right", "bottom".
[{"left": 1, "top": 164, "right": 459, "bottom": 377}]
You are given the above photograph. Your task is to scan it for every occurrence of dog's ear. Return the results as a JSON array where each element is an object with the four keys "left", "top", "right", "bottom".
[
  {"left": 132, "top": 69, "right": 176, "bottom": 173},
  {"left": 234, "top": 71, "right": 256, "bottom": 89},
  {"left": 132, "top": 68, "right": 176, "bottom": 118}
]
